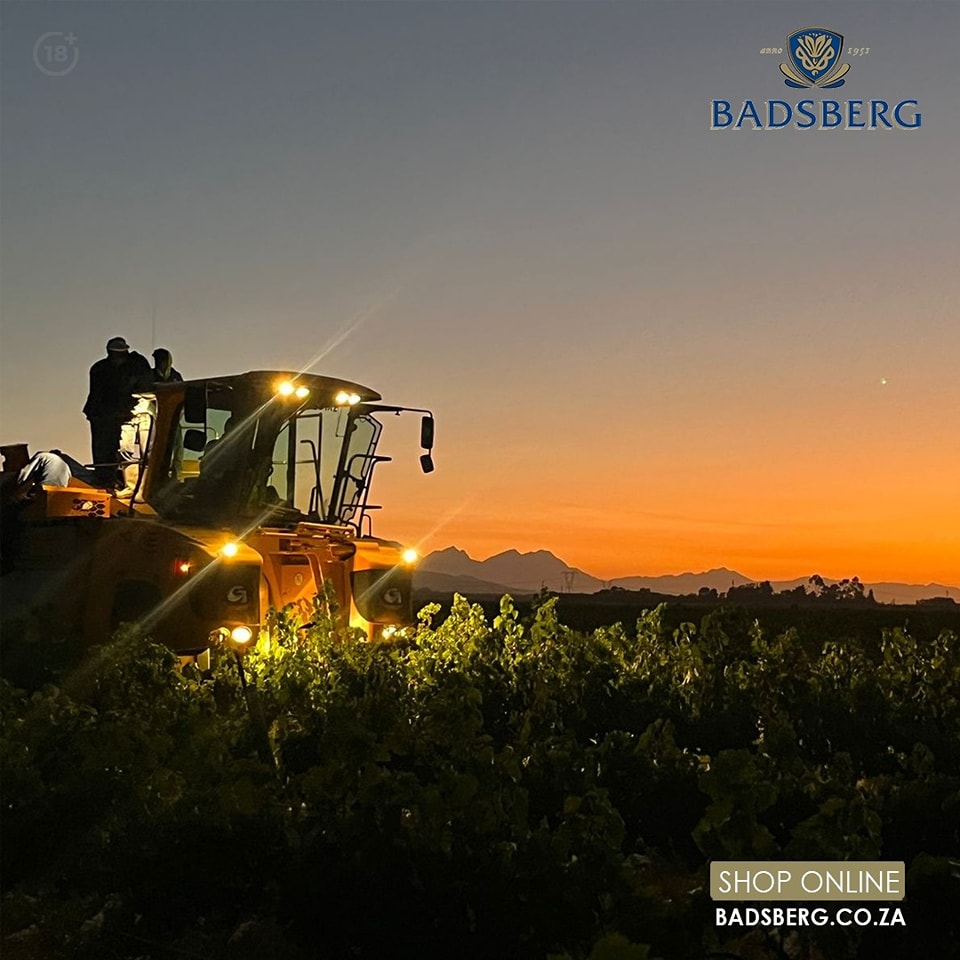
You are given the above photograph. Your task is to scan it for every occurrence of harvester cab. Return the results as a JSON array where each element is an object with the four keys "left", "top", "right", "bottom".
[{"left": 1, "top": 371, "right": 435, "bottom": 656}]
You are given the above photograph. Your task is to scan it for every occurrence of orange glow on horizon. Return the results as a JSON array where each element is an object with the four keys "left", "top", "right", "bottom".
[
  {"left": 377, "top": 433, "right": 960, "bottom": 587},
  {"left": 399, "top": 527, "right": 960, "bottom": 588}
]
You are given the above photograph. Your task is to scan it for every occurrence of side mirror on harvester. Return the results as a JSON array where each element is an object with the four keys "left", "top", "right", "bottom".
[
  {"left": 419, "top": 414, "right": 435, "bottom": 473},
  {"left": 420, "top": 415, "right": 435, "bottom": 451}
]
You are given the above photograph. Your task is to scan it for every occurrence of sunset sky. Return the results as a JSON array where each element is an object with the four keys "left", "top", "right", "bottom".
[{"left": 1, "top": 2, "right": 957, "bottom": 586}]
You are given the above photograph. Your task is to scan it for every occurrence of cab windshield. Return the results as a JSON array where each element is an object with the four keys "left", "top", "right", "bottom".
[
  {"left": 270, "top": 406, "right": 382, "bottom": 524},
  {"left": 153, "top": 391, "right": 384, "bottom": 530}
]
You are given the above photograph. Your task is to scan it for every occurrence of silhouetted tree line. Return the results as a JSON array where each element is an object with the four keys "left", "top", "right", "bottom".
[{"left": 723, "top": 574, "right": 878, "bottom": 605}]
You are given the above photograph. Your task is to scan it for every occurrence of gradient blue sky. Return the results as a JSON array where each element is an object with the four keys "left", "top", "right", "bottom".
[{"left": 2, "top": 2, "right": 958, "bottom": 584}]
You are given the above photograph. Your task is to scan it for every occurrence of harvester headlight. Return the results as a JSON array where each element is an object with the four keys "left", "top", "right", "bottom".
[
  {"left": 335, "top": 391, "right": 361, "bottom": 406},
  {"left": 220, "top": 541, "right": 240, "bottom": 558},
  {"left": 277, "top": 381, "right": 295, "bottom": 396},
  {"left": 401, "top": 548, "right": 418, "bottom": 565},
  {"left": 295, "top": 386, "right": 310, "bottom": 399},
  {"left": 230, "top": 625, "right": 254, "bottom": 645}
]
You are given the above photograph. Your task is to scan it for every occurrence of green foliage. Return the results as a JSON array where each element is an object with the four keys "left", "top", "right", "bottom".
[{"left": 1, "top": 600, "right": 958, "bottom": 959}]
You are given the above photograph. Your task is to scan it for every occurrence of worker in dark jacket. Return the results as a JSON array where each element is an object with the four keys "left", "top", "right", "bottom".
[
  {"left": 151, "top": 347, "right": 183, "bottom": 383},
  {"left": 82, "top": 337, "right": 153, "bottom": 488}
]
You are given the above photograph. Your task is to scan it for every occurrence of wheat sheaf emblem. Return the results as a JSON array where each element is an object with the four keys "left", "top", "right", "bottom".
[{"left": 795, "top": 33, "right": 835, "bottom": 75}]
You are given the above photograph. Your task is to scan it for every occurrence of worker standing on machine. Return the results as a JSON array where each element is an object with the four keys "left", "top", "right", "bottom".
[
  {"left": 82, "top": 337, "right": 153, "bottom": 489},
  {"left": 151, "top": 348, "right": 183, "bottom": 383}
]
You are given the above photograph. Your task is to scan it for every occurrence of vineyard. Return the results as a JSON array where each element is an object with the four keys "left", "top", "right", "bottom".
[{"left": 2, "top": 596, "right": 959, "bottom": 959}]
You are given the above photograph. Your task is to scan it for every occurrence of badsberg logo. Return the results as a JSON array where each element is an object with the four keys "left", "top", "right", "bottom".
[
  {"left": 780, "top": 28, "right": 849, "bottom": 89},
  {"left": 711, "top": 26, "right": 920, "bottom": 131}
]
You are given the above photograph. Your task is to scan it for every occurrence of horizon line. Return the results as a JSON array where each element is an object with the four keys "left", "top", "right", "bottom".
[{"left": 426, "top": 545, "right": 960, "bottom": 591}]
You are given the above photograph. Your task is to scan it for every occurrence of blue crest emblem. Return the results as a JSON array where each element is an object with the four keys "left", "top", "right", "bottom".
[{"left": 780, "top": 28, "right": 850, "bottom": 88}]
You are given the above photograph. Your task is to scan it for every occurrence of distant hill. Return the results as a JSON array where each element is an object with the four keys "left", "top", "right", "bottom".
[
  {"left": 413, "top": 569, "right": 517, "bottom": 597},
  {"left": 612, "top": 568, "right": 753, "bottom": 595},
  {"left": 844, "top": 582, "right": 957, "bottom": 605},
  {"left": 418, "top": 547, "right": 603, "bottom": 594},
  {"left": 415, "top": 547, "right": 958, "bottom": 605}
]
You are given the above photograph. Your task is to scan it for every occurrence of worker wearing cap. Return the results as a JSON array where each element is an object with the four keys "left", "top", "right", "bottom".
[
  {"left": 151, "top": 347, "right": 183, "bottom": 383},
  {"left": 82, "top": 337, "right": 152, "bottom": 488}
]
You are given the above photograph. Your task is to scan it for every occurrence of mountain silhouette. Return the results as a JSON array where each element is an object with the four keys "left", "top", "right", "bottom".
[
  {"left": 416, "top": 547, "right": 958, "bottom": 605},
  {"left": 419, "top": 547, "right": 603, "bottom": 593}
]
